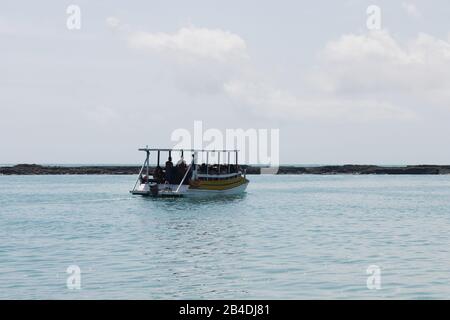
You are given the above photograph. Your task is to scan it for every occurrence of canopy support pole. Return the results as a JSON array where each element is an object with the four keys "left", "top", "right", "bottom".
[
  {"left": 218, "top": 152, "right": 220, "bottom": 174},
  {"left": 206, "top": 152, "right": 209, "bottom": 180},
  {"left": 146, "top": 150, "right": 150, "bottom": 178}
]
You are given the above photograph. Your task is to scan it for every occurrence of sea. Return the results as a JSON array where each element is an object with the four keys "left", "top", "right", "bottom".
[{"left": 1, "top": 174, "right": 450, "bottom": 299}]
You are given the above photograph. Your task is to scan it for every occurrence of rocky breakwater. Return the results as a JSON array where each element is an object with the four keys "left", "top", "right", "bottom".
[
  {"left": 1, "top": 164, "right": 450, "bottom": 175},
  {"left": 0, "top": 164, "right": 141, "bottom": 175}
]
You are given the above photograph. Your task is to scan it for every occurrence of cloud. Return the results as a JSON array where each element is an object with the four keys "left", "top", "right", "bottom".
[
  {"left": 105, "top": 16, "right": 130, "bottom": 33},
  {"left": 124, "top": 25, "right": 249, "bottom": 96},
  {"left": 317, "top": 30, "right": 450, "bottom": 108},
  {"left": 225, "top": 29, "right": 450, "bottom": 121},
  {"left": 224, "top": 79, "right": 415, "bottom": 122},
  {"left": 119, "top": 22, "right": 450, "bottom": 122},
  {"left": 402, "top": 2, "right": 422, "bottom": 19},
  {"left": 128, "top": 26, "right": 248, "bottom": 63}
]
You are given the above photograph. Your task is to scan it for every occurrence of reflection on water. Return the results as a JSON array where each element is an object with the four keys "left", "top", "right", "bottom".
[
  {"left": 1, "top": 174, "right": 450, "bottom": 299},
  {"left": 139, "top": 193, "right": 247, "bottom": 210}
]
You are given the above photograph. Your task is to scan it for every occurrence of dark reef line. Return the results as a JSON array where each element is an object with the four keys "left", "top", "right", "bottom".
[{"left": 1, "top": 164, "right": 450, "bottom": 175}]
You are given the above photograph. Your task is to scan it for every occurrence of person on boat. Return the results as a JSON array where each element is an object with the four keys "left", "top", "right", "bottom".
[
  {"left": 153, "top": 166, "right": 163, "bottom": 183},
  {"left": 176, "top": 156, "right": 186, "bottom": 167},
  {"left": 221, "top": 165, "right": 227, "bottom": 174},
  {"left": 165, "top": 157, "right": 174, "bottom": 183},
  {"left": 140, "top": 174, "right": 148, "bottom": 184},
  {"left": 174, "top": 157, "right": 188, "bottom": 184}
]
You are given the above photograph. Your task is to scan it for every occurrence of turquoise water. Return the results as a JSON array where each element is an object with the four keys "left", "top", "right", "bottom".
[{"left": 1, "top": 174, "right": 450, "bottom": 299}]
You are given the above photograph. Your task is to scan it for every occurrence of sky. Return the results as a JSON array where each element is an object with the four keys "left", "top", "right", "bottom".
[{"left": 1, "top": 0, "right": 450, "bottom": 165}]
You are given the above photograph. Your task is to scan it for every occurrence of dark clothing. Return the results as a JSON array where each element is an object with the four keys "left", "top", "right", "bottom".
[
  {"left": 165, "top": 161, "right": 174, "bottom": 183},
  {"left": 153, "top": 166, "right": 163, "bottom": 183}
]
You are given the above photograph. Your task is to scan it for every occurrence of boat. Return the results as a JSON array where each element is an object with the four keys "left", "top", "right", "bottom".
[{"left": 130, "top": 148, "right": 249, "bottom": 197}]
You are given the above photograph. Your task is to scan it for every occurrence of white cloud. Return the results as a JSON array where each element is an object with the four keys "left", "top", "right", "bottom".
[
  {"left": 225, "top": 29, "right": 450, "bottom": 122},
  {"left": 224, "top": 79, "right": 414, "bottom": 122},
  {"left": 402, "top": 2, "right": 422, "bottom": 19},
  {"left": 105, "top": 16, "right": 130, "bottom": 33},
  {"left": 121, "top": 23, "right": 450, "bottom": 122},
  {"left": 123, "top": 24, "right": 414, "bottom": 121},
  {"left": 128, "top": 26, "right": 248, "bottom": 63},
  {"left": 317, "top": 30, "right": 450, "bottom": 108}
]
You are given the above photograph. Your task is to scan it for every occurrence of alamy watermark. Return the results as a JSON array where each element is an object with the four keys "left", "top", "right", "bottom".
[
  {"left": 367, "top": 5, "right": 382, "bottom": 30},
  {"left": 366, "top": 265, "right": 381, "bottom": 290},
  {"left": 171, "top": 121, "right": 280, "bottom": 174},
  {"left": 66, "top": 265, "right": 81, "bottom": 290},
  {"left": 66, "top": 5, "right": 81, "bottom": 30}
]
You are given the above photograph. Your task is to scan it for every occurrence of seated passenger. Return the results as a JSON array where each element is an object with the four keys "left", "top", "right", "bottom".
[
  {"left": 165, "top": 157, "right": 174, "bottom": 183},
  {"left": 140, "top": 174, "right": 148, "bottom": 183},
  {"left": 153, "top": 166, "right": 163, "bottom": 183},
  {"left": 175, "top": 165, "right": 185, "bottom": 184},
  {"left": 176, "top": 156, "right": 186, "bottom": 168},
  {"left": 209, "top": 165, "right": 217, "bottom": 175}
]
